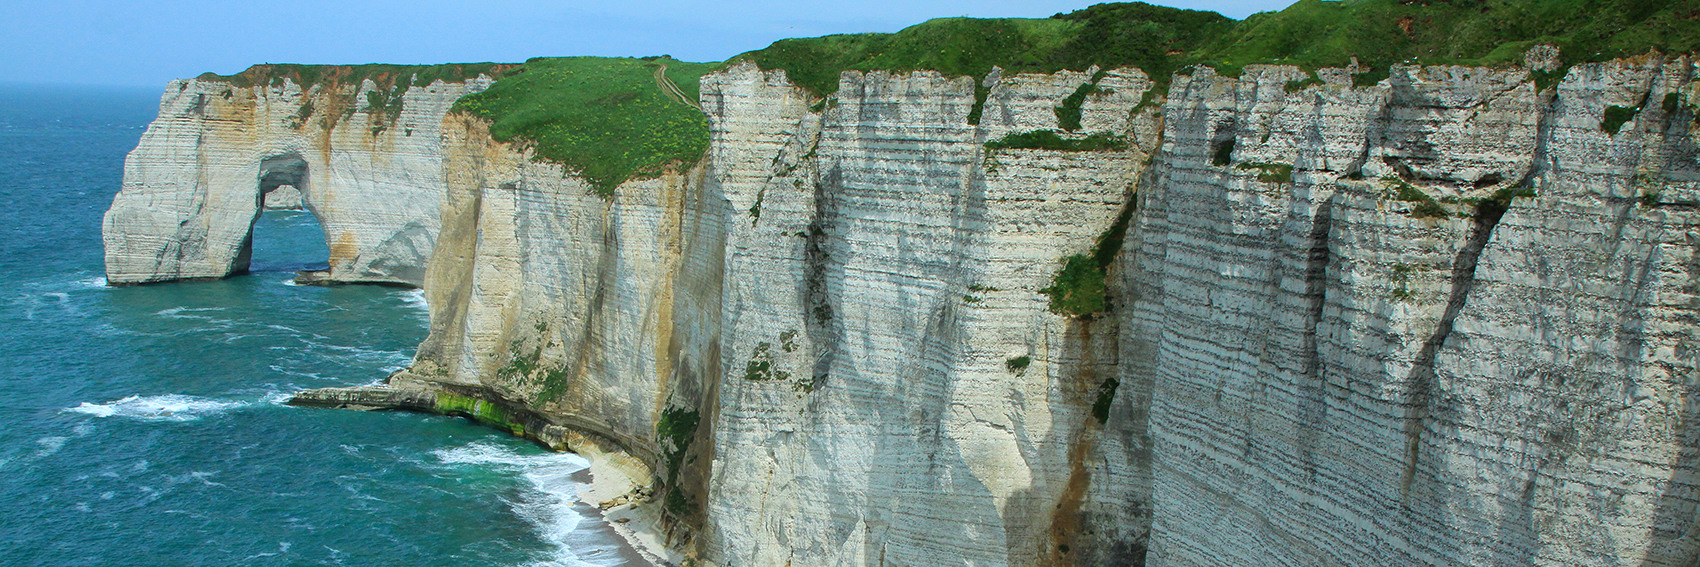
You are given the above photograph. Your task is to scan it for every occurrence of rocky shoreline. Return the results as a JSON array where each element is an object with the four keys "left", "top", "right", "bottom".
[{"left": 288, "top": 385, "right": 675, "bottom": 566}]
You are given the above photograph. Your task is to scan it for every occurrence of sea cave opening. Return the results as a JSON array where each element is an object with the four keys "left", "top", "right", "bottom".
[{"left": 239, "top": 153, "right": 330, "bottom": 279}]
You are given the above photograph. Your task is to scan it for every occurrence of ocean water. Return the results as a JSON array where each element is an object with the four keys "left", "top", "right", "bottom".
[{"left": 0, "top": 84, "right": 628, "bottom": 566}]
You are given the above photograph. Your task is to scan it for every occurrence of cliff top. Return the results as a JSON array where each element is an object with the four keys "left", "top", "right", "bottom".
[
  {"left": 734, "top": 0, "right": 1700, "bottom": 95},
  {"left": 450, "top": 56, "right": 718, "bottom": 196},
  {"left": 195, "top": 62, "right": 519, "bottom": 90},
  {"left": 184, "top": 0, "right": 1700, "bottom": 196}
]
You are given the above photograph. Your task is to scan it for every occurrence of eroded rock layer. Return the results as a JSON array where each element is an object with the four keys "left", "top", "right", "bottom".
[
  {"left": 103, "top": 74, "right": 493, "bottom": 285},
  {"left": 1134, "top": 56, "right": 1700, "bottom": 566}
]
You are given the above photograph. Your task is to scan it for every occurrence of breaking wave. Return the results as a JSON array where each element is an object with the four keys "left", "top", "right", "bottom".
[
  {"left": 63, "top": 394, "right": 249, "bottom": 421},
  {"left": 431, "top": 442, "right": 627, "bottom": 567}
]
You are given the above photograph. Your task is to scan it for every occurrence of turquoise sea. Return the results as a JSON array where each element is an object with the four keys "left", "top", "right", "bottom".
[{"left": 0, "top": 84, "right": 628, "bottom": 566}]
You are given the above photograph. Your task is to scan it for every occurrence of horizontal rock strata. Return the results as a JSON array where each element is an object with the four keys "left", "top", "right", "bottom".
[
  {"left": 140, "top": 52, "right": 1700, "bottom": 566},
  {"left": 103, "top": 73, "right": 493, "bottom": 285}
]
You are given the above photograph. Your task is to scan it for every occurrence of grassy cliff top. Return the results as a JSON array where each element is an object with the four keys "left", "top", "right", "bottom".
[
  {"left": 196, "top": 63, "right": 519, "bottom": 89},
  {"left": 450, "top": 56, "right": 718, "bottom": 196},
  {"left": 1196, "top": 0, "right": 1700, "bottom": 75},
  {"left": 192, "top": 0, "right": 1700, "bottom": 195},
  {"left": 733, "top": 0, "right": 1700, "bottom": 94},
  {"left": 731, "top": 4, "right": 1234, "bottom": 95}
]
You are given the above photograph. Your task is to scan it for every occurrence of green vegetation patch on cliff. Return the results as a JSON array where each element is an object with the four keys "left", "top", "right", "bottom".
[
  {"left": 1041, "top": 199, "right": 1138, "bottom": 318},
  {"left": 197, "top": 62, "right": 517, "bottom": 90},
  {"left": 435, "top": 392, "right": 525, "bottom": 437},
  {"left": 1386, "top": 175, "right": 1451, "bottom": 219},
  {"left": 656, "top": 407, "right": 701, "bottom": 517},
  {"left": 986, "top": 130, "right": 1129, "bottom": 152},
  {"left": 733, "top": 0, "right": 1700, "bottom": 105},
  {"left": 451, "top": 56, "right": 718, "bottom": 196},
  {"left": 729, "top": 3, "right": 1233, "bottom": 96},
  {"left": 1192, "top": 0, "right": 1700, "bottom": 77},
  {"left": 1602, "top": 91, "right": 1653, "bottom": 135},
  {"left": 1238, "top": 161, "right": 1294, "bottom": 183}
]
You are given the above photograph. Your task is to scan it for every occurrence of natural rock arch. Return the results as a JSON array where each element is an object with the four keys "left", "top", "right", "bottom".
[{"left": 234, "top": 152, "right": 326, "bottom": 278}]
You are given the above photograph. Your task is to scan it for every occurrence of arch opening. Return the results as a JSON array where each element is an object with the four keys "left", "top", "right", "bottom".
[{"left": 236, "top": 153, "right": 329, "bottom": 280}]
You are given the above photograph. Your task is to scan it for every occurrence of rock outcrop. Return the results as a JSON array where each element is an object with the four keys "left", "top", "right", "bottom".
[
  {"left": 119, "top": 50, "right": 1700, "bottom": 566},
  {"left": 102, "top": 71, "right": 495, "bottom": 285},
  {"left": 1133, "top": 56, "right": 1700, "bottom": 566}
]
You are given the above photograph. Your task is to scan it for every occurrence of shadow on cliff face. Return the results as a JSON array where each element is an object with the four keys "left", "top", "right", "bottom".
[
  {"left": 1645, "top": 92, "right": 1700, "bottom": 565},
  {"left": 1644, "top": 225, "right": 1700, "bottom": 565},
  {"left": 993, "top": 314, "right": 1145, "bottom": 567}
]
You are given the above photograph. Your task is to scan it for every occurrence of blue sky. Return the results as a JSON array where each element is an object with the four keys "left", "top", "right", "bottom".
[{"left": 0, "top": 0, "right": 1294, "bottom": 88}]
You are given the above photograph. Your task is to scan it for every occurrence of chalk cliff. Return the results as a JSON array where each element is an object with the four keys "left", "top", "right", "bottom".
[
  {"left": 117, "top": 49, "right": 1700, "bottom": 567},
  {"left": 102, "top": 68, "right": 497, "bottom": 285}
]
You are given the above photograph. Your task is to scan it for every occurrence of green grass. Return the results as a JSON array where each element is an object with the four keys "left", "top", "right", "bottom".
[
  {"left": 1386, "top": 175, "right": 1451, "bottom": 219},
  {"left": 197, "top": 62, "right": 517, "bottom": 90},
  {"left": 985, "top": 130, "right": 1129, "bottom": 152},
  {"left": 1352, "top": 67, "right": 1390, "bottom": 87},
  {"left": 732, "top": 0, "right": 1700, "bottom": 105},
  {"left": 451, "top": 56, "right": 718, "bottom": 196},
  {"left": 742, "top": 342, "right": 775, "bottom": 380},
  {"left": 1192, "top": 0, "right": 1700, "bottom": 78},
  {"left": 729, "top": 4, "right": 1234, "bottom": 97},
  {"left": 1041, "top": 201, "right": 1138, "bottom": 318},
  {"left": 1602, "top": 91, "right": 1652, "bottom": 135},
  {"left": 1284, "top": 71, "right": 1324, "bottom": 93},
  {"left": 1042, "top": 254, "right": 1110, "bottom": 316},
  {"left": 1238, "top": 161, "right": 1295, "bottom": 183},
  {"left": 1007, "top": 355, "right": 1033, "bottom": 373},
  {"left": 1056, "top": 73, "right": 1111, "bottom": 131},
  {"left": 287, "top": 101, "right": 315, "bottom": 130}
]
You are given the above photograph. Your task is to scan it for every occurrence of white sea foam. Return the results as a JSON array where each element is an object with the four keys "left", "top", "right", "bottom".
[
  {"left": 397, "top": 289, "right": 429, "bottom": 315},
  {"left": 156, "top": 306, "right": 228, "bottom": 317},
  {"left": 35, "top": 436, "right": 66, "bottom": 457},
  {"left": 63, "top": 394, "right": 248, "bottom": 421},
  {"left": 431, "top": 442, "right": 624, "bottom": 567}
]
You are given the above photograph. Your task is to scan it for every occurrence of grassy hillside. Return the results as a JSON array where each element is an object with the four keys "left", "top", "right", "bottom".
[
  {"left": 733, "top": 0, "right": 1700, "bottom": 94},
  {"left": 732, "top": 4, "right": 1234, "bottom": 96},
  {"left": 450, "top": 56, "right": 717, "bottom": 196},
  {"left": 1195, "top": 0, "right": 1700, "bottom": 76}
]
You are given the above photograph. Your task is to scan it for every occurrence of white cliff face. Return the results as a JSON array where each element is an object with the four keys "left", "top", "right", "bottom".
[
  {"left": 402, "top": 109, "right": 723, "bottom": 460},
  {"left": 386, "top": 62, "right": 1158, "bottom": 565},
  {"left": 699, "top": 63, "right": 1154, "bottom": 566},
  {"left": 102, "top": 74, "right": 492, "bottom": 285},
  {"left": 236, "top": 52, "right": 1700, "bottom": 567},
  {"left": 1133, "top": 56, "right": 1700, "bottom": 566}
]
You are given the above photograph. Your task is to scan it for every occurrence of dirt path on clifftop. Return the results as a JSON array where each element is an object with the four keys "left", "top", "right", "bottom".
[{"left": 655, "top": 64, "right": 702, "bottom": 111}]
